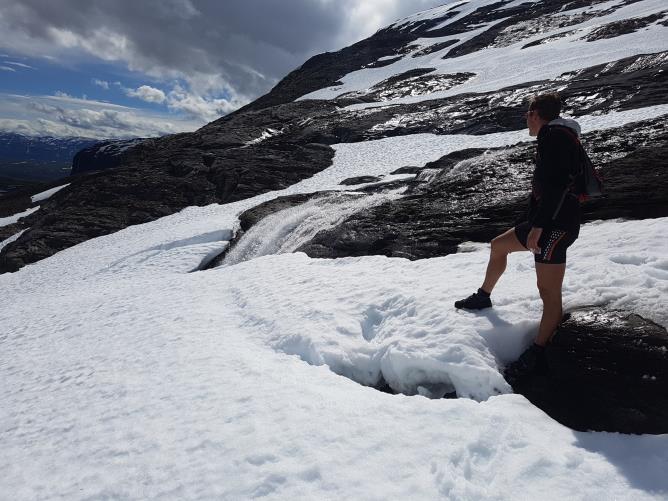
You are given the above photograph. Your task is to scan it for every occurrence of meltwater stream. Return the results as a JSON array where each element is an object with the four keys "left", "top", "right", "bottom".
[{"left": 220, "top": 192, "right": 399, "bottom": 266}]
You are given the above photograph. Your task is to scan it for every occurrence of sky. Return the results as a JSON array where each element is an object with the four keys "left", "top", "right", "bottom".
[{"left": 0, "top": 0, "right": 446, "bottom": 139}]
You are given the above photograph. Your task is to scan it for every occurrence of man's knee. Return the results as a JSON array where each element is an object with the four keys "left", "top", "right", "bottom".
[
  {"left": 490, "top": 235, "right": 507, "bottom": 255},
  {"left": 537, "top": 282, "right": 561, "bottom": 302}
]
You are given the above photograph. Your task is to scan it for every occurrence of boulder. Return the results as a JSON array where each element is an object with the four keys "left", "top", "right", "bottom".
[{"left": 506, "top": 308, "right": 668, "bottom": 434}]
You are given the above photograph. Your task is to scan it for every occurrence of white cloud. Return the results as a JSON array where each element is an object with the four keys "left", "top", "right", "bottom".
[
  {"left": 92, "top": 78, "right": 110, "bottom": 90},
  {"left": 124, "top": 85, "right": 167, "bottom": 104},
  {"left": 113, "top": 79, "right": 240, "bottom": 122},
  {"left": 2, "top": 61, "right": 34, "bottom": 69},
  {"left": 0, "top": 92, "right": 203, "bottom": 139},
  {"left": 0, "top": 0, "right": 445, "bottom": 117},
  {"left": 42, "top": 92, "right": 130, "bottom": 109},
  {"left": 166, "top": 83, "right": 238, "bottom": 121},
  {"left": 0, "top": 0, "right": 448, "bottom": 135}
]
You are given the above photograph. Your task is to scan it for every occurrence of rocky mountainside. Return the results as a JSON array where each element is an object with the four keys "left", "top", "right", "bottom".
[
  {"left": 1, "top": 0, "right": 667, "bottom": 432},
  {"left": 70, "top": 138, "right": 146, "bottom": 176}
]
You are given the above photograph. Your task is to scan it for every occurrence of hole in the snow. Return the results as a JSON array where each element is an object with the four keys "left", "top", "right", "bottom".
[{"left": 372, "top": 377, "right": 458, "bottom": 399}]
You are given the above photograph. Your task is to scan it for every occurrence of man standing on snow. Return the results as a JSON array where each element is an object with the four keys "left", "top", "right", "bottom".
[{"left": 454, "top": 93, "right": 581, "bottom": 368}]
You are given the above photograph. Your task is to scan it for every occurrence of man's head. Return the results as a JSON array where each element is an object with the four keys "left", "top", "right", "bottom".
[{"left": 526, "top": 93, "right": 561, "bottom": 136}]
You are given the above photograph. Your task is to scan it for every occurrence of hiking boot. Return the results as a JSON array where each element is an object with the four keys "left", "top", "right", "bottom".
[
  {"left": 454, "top": 289, "right": 492, "bottom": 310},
  {"left": 507, "top": 343, "right": 548, "bottom": 378}
]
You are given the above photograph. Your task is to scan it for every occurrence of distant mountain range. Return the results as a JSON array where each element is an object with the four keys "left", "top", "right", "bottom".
[{"left": 0, "top": 132, "right": 100, "bottom": 187}]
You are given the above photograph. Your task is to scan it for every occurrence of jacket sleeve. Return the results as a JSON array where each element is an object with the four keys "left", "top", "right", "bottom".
[{"left": 531, "top": 128, "right": 576, "bottom": 228}]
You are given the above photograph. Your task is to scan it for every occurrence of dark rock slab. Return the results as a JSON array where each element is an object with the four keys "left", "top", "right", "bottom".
[
  {"left": 506, "top": 308, "right": 668, "bottom": 434},
  {"left": 339, "top": 176, "right": 382, "bottom": 186},
  {"left": 582, "top": 132, "right": 668, "bottom": 221},
  {"left": 411, "top": 40, "right": 459, "bottom": 58},
  {"left": 365, "top": 56, "right": 402, "bottom": 69},
  {"left": 584, "top": 11, "right": 667, "bottom": 41},
  {"left": 391, "top": 166, "right": 423, "bottom": 175},
  {"left": 71, "top": 138, "right": 146, "bottom": 175},
  {"left": 340, "top": 71, "right": 475, "bottom": 103}
]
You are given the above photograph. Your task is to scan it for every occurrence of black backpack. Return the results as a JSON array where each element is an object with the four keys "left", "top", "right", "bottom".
[{"left": 554, "top": 125, "right": 604, "bottom": 201}]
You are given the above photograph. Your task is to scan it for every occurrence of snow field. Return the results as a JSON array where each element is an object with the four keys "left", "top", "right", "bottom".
[
  {"left": 30, "top": 183, "right": 70, "bottom": 203},
  {"left": 2, "top": 213, "right": 668, "bottom": 499},
  {"left": 0, "top": 228, "right": 26, "bottom": 252},
  {"left": 0, "top": 205, "right": 39, "bottom": 228},
  {"left": 300, "top": 0, "right": 668, "bottom": 107},
  {"left": 2, "top": 103, "right": 668, "bottom": 498}
]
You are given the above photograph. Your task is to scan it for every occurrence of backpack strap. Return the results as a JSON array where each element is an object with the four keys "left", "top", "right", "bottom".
[{"left": 545, "top": 125, "right": 582, "bottom": 220}]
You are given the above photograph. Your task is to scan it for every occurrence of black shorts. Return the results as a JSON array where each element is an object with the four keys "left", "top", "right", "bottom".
[{"left": 514, "top": 222, "right": 577, "bottom": 264}]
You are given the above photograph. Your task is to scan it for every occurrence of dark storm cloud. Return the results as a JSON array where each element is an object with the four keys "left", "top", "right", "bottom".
[{"left": 0, "top": 0, "right": 445, "bottom": 103}]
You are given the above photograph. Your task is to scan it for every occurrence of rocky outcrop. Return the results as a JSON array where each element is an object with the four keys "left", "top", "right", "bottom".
[
  {"left": 506, "top": 308, "right": 668, "bottom": 434},
  {"left": 584, "top": 11, "right": 668, "bottom": 41},
  {"left": 337, "top": 69, "right": 476, "bottom": 103},
  {"left": 296, "top": 119, "right": 668, "bottom": 260},
  {"left": 339, "top": 176, "right": 382, "bottom": 186},
  {"left": 70, "top": 138, "right": 145, "bottom": 175}
]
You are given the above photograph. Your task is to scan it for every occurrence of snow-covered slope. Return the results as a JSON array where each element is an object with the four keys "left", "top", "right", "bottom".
[
  {"left": 300, "top": 0, "right": 668, "bottom": 105},
  {"left": 2, "top": 0, "right": 668, "bottom": 498},
  {"left": 2, "top": 164, "right": 668, "bottom": 499}
]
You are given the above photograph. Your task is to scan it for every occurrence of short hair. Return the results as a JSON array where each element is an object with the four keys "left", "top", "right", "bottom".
[{"left": 529, "top": 93, "right": 561, "bottom": 121}]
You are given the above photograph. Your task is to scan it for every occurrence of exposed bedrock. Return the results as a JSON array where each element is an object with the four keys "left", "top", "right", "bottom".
[
  {"left": 584, "top": 11, "right": 668, "bottom": 42},
  {"left": 333, "top": 51, "right": 668, "bottom": 141},
  {"left": 70, "top": 138, "right": 146, "bottom": 175},
  {"left": 506, "top": 308, "right": 668, "bottom": 434},
  {"left": 337, "top": 70, "right": 476, "bottom": 103},
  {"left": 441, "top": 0, "right": 660, "bottom": 59},
  {"left": 296, "top": 119, "right": 668, "bottom": 261}
]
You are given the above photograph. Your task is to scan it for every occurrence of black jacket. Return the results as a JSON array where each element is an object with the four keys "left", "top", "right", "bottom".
[{"left": 527, "top": 124, "right": 581, "bottom": 233}]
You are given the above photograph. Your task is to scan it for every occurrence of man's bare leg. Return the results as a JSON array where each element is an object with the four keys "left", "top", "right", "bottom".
[
  {"left": 480, "top": 228, "right": 527, "bottom": 294},
  {"left": 535, "top": 262, "right": 566, "bottom": 346}
]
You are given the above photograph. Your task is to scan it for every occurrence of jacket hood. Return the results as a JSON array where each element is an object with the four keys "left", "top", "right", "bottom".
[{"left": 548, "top": 117, "right": 581, "bottom": 137}]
